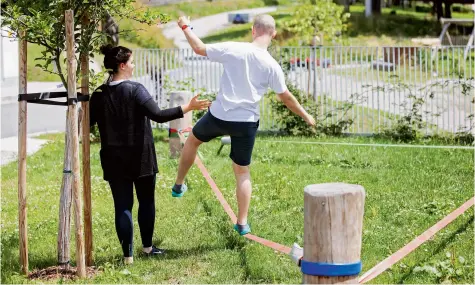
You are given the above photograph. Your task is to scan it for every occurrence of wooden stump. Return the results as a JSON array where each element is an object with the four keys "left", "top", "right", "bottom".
[{"left": 303, "top": 183, "right": 365, "bottom": 284}]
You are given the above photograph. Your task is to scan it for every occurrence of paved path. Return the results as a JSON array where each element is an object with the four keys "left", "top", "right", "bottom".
[
  {"left": 161, "top": 6, "right": 278, "bottom": 48},
  {"left": 1, "top": 79, "right": 66, "bottom": 165},
  {"left": 1, "top": 135, "right": 51, "bottom": 166}
]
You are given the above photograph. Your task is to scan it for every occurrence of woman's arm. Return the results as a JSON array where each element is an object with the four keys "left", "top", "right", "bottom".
[
  {"left": 139, "top": 99, "right": 184, "bottom": 123},
  {"left": 89, "top": 92, "right": 98, "bottom": 127},
  {"left": 136, "top": 84, "right": 210, "bottom": 123}
]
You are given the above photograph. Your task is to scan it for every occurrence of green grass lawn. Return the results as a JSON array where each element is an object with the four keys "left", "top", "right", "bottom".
[
  {"left": 152, "top": 0, "right": 276, "bottom": 20},
  {"left": 118, "top": 18, "right": 176, "bottom": 49},
  {"left": 1, "top": 130, "right": 473, "bottom": 284},
  {"left": 26, "top": 39, "right": 143, "bottom": 83},
  {"left": 26, "top": 43, "right": 64, "bottom": 82}
]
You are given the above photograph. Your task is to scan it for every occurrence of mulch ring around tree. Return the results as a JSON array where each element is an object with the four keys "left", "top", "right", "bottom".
[{"left": 28, "top": 265, "right": 100, "bottom": 281}]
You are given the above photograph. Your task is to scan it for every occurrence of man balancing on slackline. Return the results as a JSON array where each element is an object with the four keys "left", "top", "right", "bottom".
[{"left": 170, "top": 14, "right": 316, "bottom": 235}]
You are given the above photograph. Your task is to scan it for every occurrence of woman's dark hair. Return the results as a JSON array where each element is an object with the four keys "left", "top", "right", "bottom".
[{"left": 100, "top": 44, "right": 132, "bottom": 74}]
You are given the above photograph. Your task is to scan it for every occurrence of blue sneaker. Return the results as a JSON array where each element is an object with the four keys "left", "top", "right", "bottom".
[
  {"left": 172, "top": 184, "right": 188, "bottom": 198},
  {"left": 233, "top": 223, "right": 251, "bottom": 235}
]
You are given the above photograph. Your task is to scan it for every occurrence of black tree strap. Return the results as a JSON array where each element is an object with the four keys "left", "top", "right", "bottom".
[{"left": 18, "top": 92, "right": 89, "bottom": 106}]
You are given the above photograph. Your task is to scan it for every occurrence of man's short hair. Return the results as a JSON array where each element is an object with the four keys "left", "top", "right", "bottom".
[{"left": 252, "top": 14, "right": 276, "bottom": 36}]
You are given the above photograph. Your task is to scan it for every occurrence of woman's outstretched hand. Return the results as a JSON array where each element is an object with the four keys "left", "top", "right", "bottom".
[{"left": 182, "top": 94, "right": 211, "bottom": 113}]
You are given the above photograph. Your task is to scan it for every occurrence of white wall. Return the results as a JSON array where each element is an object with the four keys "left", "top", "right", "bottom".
[{"left": 1, "top": 28, "right": 19, "bottom": 81}]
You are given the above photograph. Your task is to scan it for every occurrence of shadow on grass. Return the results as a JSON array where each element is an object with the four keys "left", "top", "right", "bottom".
[
  {"left": 396, "top": 212, "right": 474, "bottom": 283},
  {"left": 1, "top": 233, "right": 70, "bottom": 282},
  {"left": 1, "top": 233, "right": 22, "bottom": 278},
  {"left": 199, "top": 198, "right": 248, "bottom": 252},
  {"left": 146, "top": 245, "right": 224, "bottom": 260}
]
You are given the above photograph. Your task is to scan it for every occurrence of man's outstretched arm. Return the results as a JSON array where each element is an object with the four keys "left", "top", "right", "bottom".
[
  {"left": 277, "top": 90, "right": 316, "bottom": 127},
  {"left": 178, "top": 16, "right": 207, "bottom": 56}
]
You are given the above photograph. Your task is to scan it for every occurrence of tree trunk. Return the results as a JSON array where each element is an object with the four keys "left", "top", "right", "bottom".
[
  {"left": 372, "top": 0, "right": 381, "bottom": 15},
  {"left": 65, "top": 10, "right": 86, "bottom": 278},
  {"left": 18, "top": 32, "right": 28, "bottom": 275},
  {"left": 81, "top": 14, "right": 93, "bottom": 267},
  {"left": 444, "top": 1, "right": 452, "bottom": 18},
  {"left": 436, "top": 0, "right": 443, "bottom": 20},
  {"left": 102, "top": 12, "right": 119, "bottom": 46},
  {"left": 57, "top": 118, "right": 73, "bottom": 267}
]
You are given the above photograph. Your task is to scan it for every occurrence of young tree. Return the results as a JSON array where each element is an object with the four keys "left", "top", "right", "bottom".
[{"left": 1, "top": 0, "right": 169, "bottom": 271}]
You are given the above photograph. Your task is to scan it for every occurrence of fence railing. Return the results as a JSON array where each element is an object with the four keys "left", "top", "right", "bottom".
[{"left": 131, "top": 46, "right": 474, "bottom": 135}]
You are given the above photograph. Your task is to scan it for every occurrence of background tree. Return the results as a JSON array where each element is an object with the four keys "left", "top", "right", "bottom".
[{"left": 282, "top": 0, "right": 350, "bottom": 46}]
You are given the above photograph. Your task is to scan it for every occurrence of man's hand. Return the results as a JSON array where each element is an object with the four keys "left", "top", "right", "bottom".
[
  {"left": 177, "top": 15, "right": 206, "bottom": 56},
  {"left": 304, "top": 114, "right": 316, "bottom": 127},
  {"left": 177, "top": 16, "right": 191, "bottom": 29},
  {"left": 278, "top": 90, "right": 316, "bottom": 128}
]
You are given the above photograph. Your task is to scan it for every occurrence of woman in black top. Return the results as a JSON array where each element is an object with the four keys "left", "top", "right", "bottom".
[{"left": 90, "top": 45, "right": 210, "bottom": 265}]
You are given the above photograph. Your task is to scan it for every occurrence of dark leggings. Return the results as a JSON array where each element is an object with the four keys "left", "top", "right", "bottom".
[{"left": 108, "top": 175, "right": 156, "bottom": 257}]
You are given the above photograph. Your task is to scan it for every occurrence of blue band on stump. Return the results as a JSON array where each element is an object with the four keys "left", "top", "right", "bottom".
[{"left": 300, "top": 260, "right": 362, "bottom": 277}]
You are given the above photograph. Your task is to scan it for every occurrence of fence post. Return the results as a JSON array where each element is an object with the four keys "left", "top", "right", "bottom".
[
  {"left": 313, "top": 46, "right": 318, "bottom": 100},
  {"left": 365, "top": 0, "right": 372, "bottom": 17},
  {"left": 302, "top": 183, "right": 365, "bottom": 284},
  {"left": 169, "top": 91, "right": 192, "bottom": 158}
]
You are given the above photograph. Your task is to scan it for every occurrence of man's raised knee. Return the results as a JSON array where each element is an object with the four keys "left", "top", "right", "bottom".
[{"left": 186, "top": 133, "right": 203, "bottom": 147}]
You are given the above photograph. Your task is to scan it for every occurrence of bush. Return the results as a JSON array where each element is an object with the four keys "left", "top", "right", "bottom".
[
  {"left": 268, "top": 80, "right": 355, "bottom": 136},
  {"left": 281, "top": 1, "right": 349, "bottom": 45},
  {"left": 380, "top": 120, "right": 422, "bottom": 142},
  {"left": 268, "top": 84, "right": 318, "bottom": 136},
  {"left": 452, "top": 4, "right": 472, "bottom": 13},
  {"left": 375, "top": 78, "right": 474, "bottom": 144},
  {"left": 415, "top": 5, "right": 432, "bottom": 13},
  {"left": 263, "top": 0, "right": 279, "bottom": 5},
  {"left": 372, "top": 81, "right": 430, "bottom": 142},
  {"left": 454, "top": 132, "right": 474, "bottom": 145}
]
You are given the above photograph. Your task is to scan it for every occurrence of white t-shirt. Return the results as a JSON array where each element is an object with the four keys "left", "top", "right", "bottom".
[{"left": 206, "top": 42, "right": 288, "bottom": 122}]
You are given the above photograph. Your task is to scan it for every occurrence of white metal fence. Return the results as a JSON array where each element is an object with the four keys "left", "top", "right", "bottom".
[{"left": 131, "top": 46, "right": 474, "bottom": 135}]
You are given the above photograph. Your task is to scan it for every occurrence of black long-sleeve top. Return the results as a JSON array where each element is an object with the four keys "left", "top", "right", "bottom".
[{"left": 90, "top": 80, "right": 183, "bottom": 181}]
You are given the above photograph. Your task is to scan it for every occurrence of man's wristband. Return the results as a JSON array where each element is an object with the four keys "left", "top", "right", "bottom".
[{"left": 182, "top": 25, "right": 193, "bottom": 31}]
